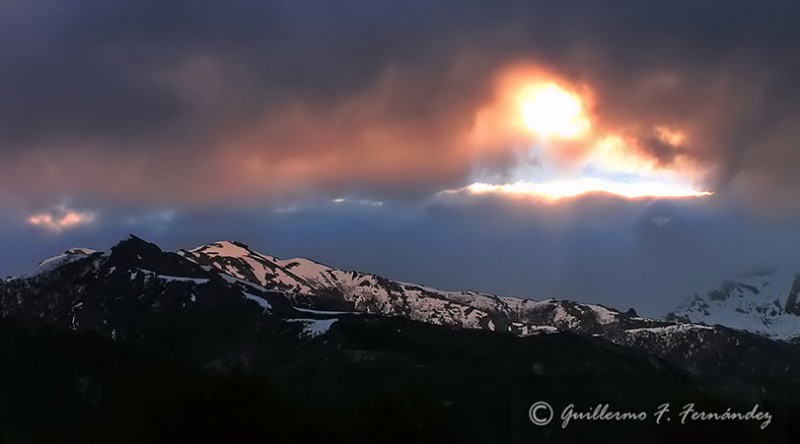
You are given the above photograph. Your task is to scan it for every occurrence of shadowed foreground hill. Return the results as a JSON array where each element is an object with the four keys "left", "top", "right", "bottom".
[{"left": 2, "top": 316, "right": 798, "bottom": 443}]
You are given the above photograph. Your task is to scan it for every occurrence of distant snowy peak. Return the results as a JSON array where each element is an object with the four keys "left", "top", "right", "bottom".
[
  {"left": 37, "top": 247, "right": 100, "bottom": 272},
  {"left": 667, "top": 271, "right": 800, "bottom": 340}
]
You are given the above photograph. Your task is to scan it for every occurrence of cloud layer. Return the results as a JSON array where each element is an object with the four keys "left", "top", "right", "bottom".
[{"left": 2, "top": 0, "right": 800, "bottom": 212}]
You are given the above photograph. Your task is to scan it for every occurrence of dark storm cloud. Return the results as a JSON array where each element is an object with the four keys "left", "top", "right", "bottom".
[
  {"left": 1, "top": 0, "right": 486, "bottom": 147},
  {"left": 2, "top": 0, "right": 800, "bottom": 209},
  {"left": 619, "top": 129, "right": 688, "bottom": 167}
]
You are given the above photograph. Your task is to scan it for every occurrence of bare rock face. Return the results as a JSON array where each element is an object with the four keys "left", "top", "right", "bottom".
[{"left": 785, "top": 275, "right": 800, "bottom": 315}]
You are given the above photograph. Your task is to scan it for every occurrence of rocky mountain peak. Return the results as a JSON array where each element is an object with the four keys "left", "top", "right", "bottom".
[{"left": 111, "top": 235, "right": 162, "bottom": 256}]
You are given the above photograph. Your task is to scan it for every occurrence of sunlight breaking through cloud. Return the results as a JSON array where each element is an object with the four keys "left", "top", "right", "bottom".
[{"left": 442, "top": 179, "right": 713, "bottom": 201}]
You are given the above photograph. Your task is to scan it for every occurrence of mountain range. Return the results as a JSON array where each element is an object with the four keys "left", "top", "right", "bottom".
[{"left": 1, "top": 235, "right": 799, "bottom": 442}]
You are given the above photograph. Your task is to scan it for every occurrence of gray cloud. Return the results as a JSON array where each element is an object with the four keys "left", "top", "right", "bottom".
[{"left": 2, "top": 1, "right": 800, "bottom": 209}]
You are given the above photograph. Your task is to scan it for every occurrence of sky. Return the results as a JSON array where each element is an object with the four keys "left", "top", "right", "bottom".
[{"left": 3, "top": 0, "right": 800, "bottom": 315}]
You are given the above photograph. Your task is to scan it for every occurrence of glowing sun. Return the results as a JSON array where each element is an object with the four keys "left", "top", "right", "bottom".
[
  {"left": 517, "top": 83, "right": 590, "bottom": 139},
  {"left": 461, "top": 64, "right": 713, "bottom": 201}
]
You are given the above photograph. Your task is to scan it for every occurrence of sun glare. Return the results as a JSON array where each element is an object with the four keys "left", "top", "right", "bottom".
[
  {"left": 462, "top": 64, "right": 712, "bottom": 201},
  {"left": 450, "top": 179, "right": 713, "bottom": 201},
  {"left": 517, "top": 83, "right": 590, "bottom": 139}
]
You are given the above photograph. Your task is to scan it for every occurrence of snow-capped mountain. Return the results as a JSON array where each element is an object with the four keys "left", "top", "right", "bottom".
[
  {"left": 667, "top": 271, "right": 800, "bottom": 341},
  {"left": 2, "top": 236, "right": 346, "bottom": 343},
  {"left": 179, "top": 240, "right": 666, "bottom": 336},
  {"left": 173, "top": 240, "right": 800, "bottom": 382},
  {"left": 3, "top": 236, "right": 800, "bottom": 386},
  {"left": 10, "top": 239, "right": 799, "bottom": 443}
]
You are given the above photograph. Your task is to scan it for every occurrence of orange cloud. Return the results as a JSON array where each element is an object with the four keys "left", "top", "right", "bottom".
[
  {"left": 0, "top": 66, "right": 479, "bottom": 207},
  {"left": 0, "top": 59, "right": 718, "bottom": 209},
  {"left": 457, "top": 63, "right": 714, "bottom": 201},
  {"left": 27, "top": 206, "right": 96, "bottom": 231}
]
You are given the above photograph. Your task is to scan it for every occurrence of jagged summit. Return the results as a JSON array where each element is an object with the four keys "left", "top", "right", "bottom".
[{"left": 111, "top": 234, "right": 162, "bottom": 254}]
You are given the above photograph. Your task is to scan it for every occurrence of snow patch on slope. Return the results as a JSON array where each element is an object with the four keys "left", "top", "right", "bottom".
[
  {"left": 156, "top": 275, "right": 210, "bottom": 284},
  {"left": 243, "top": 293, "right": 271, "bottom": 312},
  {"left": 289, "top": 318, "right": 337, "bottom": 337}
]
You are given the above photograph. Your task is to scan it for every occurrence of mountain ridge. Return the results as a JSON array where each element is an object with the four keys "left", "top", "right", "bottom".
[
  {"left": 4, "top": 235, "right": 798, "bottom": 382},
  {"left": 17, "top": 236, "right": 800, "bottom": 344},
  {"left": 3, "top": 235, "right": 800, "bottom": 442},
  {"left": 176, "top": 239, "right": 669, "bottom": 336}
]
